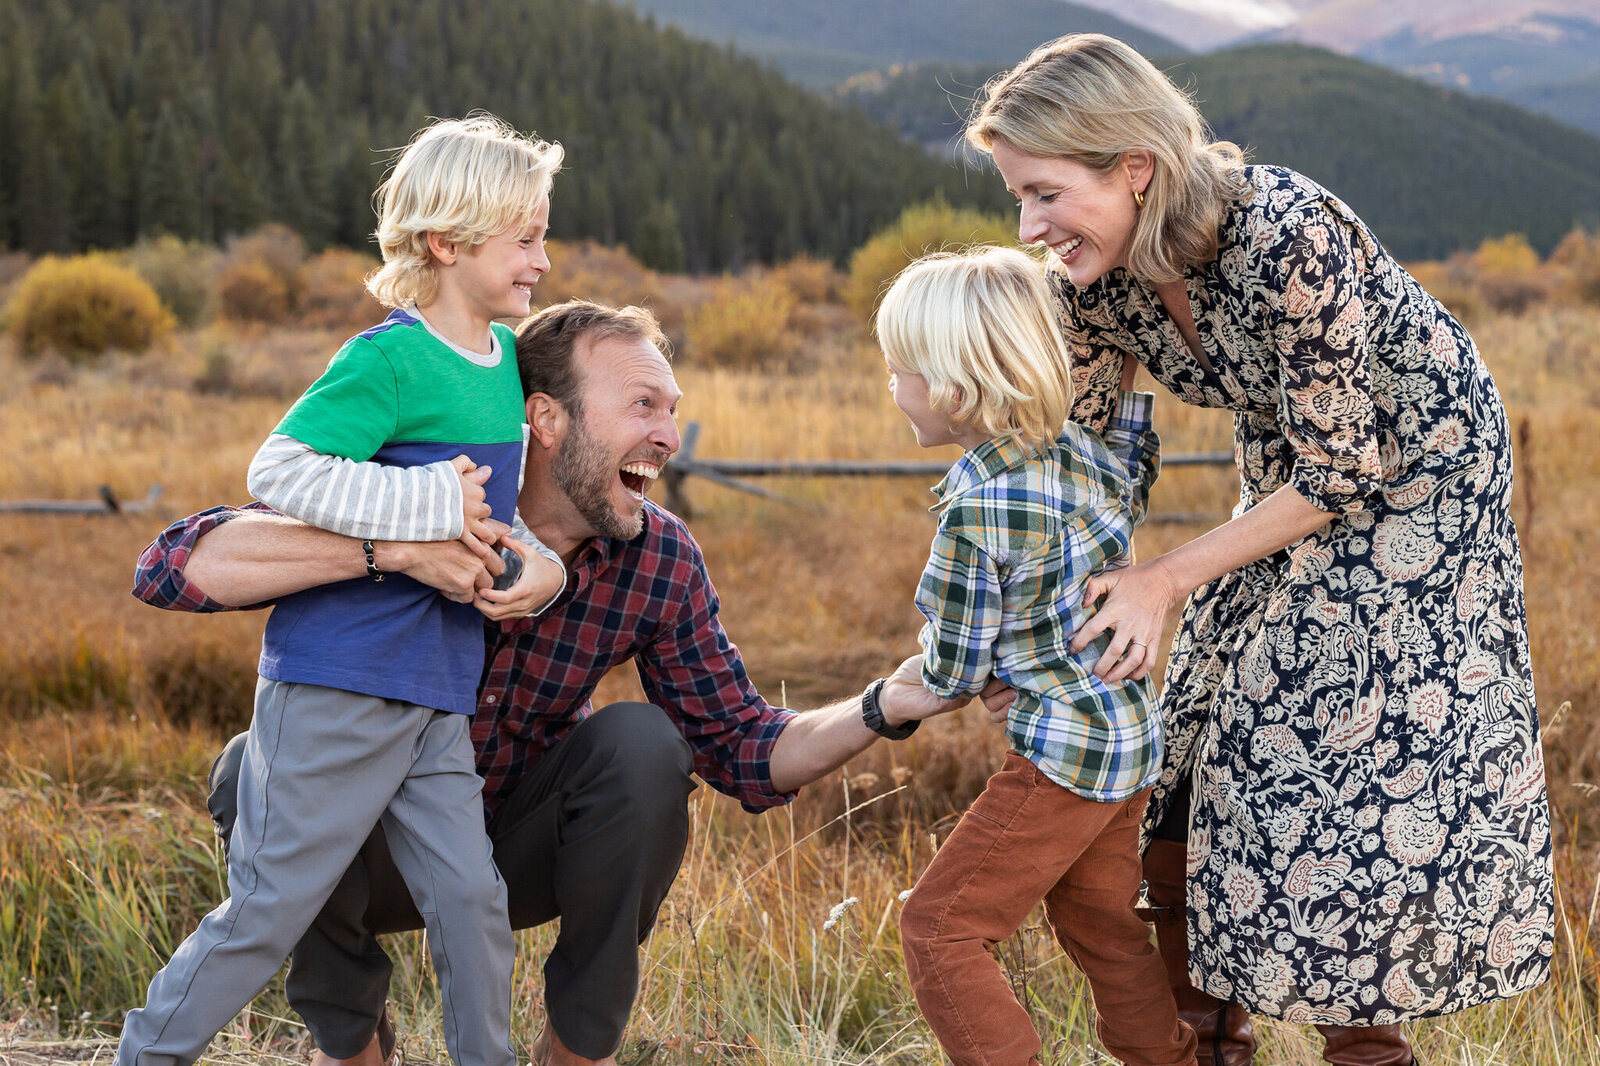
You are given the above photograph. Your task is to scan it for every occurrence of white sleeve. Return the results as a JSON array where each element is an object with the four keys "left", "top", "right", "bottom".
[{"left": 246, "top": 433, "right": 465, "bottom": 541}]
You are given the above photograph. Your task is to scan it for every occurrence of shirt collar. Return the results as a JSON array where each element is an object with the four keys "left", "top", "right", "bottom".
[{"left": 930, "top": 434, "right": 1038, "bottom": 511}]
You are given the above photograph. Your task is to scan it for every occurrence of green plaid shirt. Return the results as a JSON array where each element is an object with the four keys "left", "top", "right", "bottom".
[{"left": 916, "top": 391, "right": 1162, "bottom": 801}]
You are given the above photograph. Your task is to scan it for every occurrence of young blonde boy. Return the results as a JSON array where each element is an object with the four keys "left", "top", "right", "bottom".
[
  {"left": 879, "top": 247, "right": 1197, "bottom": 1066},
  {"left": 115, "top": 116, "right": 567, "bottom": 1066}
]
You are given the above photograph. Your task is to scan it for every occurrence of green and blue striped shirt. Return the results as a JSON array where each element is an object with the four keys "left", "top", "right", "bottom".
[{"left": 916, "top": 391, "right": 1162, "bottom": 801}]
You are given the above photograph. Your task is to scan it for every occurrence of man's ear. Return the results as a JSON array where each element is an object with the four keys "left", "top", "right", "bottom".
[
  {"left": 425, "top": 231, "right": 459, "bottom": 266},
  {"left": 527, "top": 393, "right": 566, "bottom": 449}
]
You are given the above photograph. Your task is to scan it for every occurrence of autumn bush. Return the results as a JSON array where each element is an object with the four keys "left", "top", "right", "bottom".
[
  {"left": 844, "top": 200, "right": 1018, "bottom": 320},
  {"left": 224, "top": 223, "right": 308, "bottom": 312},
  {"left": 297, "top": 248, "right": 383, "bottom": 329},
  {"left": 537, "top": 238, "right": 663, "bottom": 317},
  {"left": 5, "top": 253, "right": 174, "bottom": 359},
  {"left": 218, "top": 258, "right": 292, "bottom": 323},
  {"left": 683, "top": 275, "right": 798, "bottom": 369},
  {"left": 121, "top": 235, "right": 221, "bottom": 327}
]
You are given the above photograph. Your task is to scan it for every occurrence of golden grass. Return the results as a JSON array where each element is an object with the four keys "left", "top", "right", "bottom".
[{"left": 0, "top": 291, "right": 1597, "bottom": 1064}]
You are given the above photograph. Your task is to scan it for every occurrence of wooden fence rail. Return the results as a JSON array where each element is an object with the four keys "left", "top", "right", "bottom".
[
  {"left": 660, "top": 422, "right": 1232, "bottom": 520},
  {"left": 0, "top": 484, "right": 164, "bottom": 516}
]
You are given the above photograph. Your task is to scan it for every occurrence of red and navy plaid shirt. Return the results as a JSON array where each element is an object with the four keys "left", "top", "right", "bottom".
[{"left": 133, "top": 501, "right": 798, "bottom": 817}]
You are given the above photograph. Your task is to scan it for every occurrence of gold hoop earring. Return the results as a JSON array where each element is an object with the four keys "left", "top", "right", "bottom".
[{"left": 1133, "top": 187, "right": 1146, "bottom": 209}]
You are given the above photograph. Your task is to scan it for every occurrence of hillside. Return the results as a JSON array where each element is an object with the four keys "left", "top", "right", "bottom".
[
  {"left": 621, "top": 0, "right": 1185, "bottom": 87},
  {"left": 838, "top": 44, "right": 1600, "bottom": 259},
  {"left": 0, "top": 0, "right": 1009, "bottom": 270}
]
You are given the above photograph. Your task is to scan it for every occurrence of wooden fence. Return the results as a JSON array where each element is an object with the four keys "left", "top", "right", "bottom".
[{"left": 660, "top": 422, "right": 1232, "bottom": 520}]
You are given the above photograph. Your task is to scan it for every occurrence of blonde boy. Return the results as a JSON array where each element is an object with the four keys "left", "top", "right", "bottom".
[
  {"left": 879, "top": 247, "right": 1197, "bottom": 1066},
  {"left": 116, "top": 116, "right": 566, "bottom": 1066}
]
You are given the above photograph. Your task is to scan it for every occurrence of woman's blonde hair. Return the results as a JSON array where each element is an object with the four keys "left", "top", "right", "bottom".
[
  {"left": 965, "top": 33, "right": 1249, "bottom": 283},
  {"left": 876, "top": 246, "right": 1074, "bottom": 452},
  {"left": 366, "top": 113, "right": 564, "bottom": 309}
]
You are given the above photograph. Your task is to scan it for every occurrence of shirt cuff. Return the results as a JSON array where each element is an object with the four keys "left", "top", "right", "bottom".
[{"left": 1110, "top": 390, "right": 1156, "bottom": 431}]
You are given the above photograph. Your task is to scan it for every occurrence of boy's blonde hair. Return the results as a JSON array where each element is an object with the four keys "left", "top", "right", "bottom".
[
  {"left": 965, "top": 33, "right": 1249, "bottom": 284},
  {"left": 876, "top": 246, "right": 1074, "bottom": 451},
  {"left": 366, "top": 113, "right": 564, "bottom": 309}
]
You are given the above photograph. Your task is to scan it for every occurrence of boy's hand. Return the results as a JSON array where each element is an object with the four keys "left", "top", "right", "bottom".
[
  {"left": 879, "top": 654, "right": 968, "bottom": 725},
  {"left": 451, "top": 455, "right": 496, "bottom": 554},
  {"left": 474, "top": 536, "right": 567, "bottom": 621},
  {"left": 980, "top": 676, "right": 1017, "bottom": 724}
]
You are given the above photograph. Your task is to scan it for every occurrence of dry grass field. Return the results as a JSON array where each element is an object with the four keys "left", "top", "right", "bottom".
[{"left": 0, "top": 249, "right": 1597, "bottom": 1064}]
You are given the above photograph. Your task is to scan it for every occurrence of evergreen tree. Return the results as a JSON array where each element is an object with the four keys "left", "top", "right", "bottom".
[{"left": 138, "top": 101, "right": 203, "bottom": 238}]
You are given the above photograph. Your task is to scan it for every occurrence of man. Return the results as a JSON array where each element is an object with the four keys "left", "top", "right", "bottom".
[{"left": 133, "top": 301, "right": 961, "bottom": 1066}]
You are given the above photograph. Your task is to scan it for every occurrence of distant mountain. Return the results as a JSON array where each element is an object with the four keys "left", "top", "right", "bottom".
[
  {"left": 618, "top": 0, "right": 1186, "bottom": 87},
  {"left": 1061, "top": 0, "right": 1600, "bottom": 136},
  {"left": 838, "top": 44, "right": 1600, "bottom": 259}
]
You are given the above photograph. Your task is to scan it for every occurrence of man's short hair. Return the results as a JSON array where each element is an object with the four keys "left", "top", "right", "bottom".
[{"left": 514, "top": 301, "right": 671, "bottom": 415}]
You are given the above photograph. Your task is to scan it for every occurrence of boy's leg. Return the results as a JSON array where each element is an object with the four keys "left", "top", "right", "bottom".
[
  {"left": 900, "top": 753, "right": 1125, "bottom": 1066},
  {"left": 377, "top": 708, "right": 516, "bottom": 1066},
  {"left": 117, "top": 681, "right": 428, "bottom": 1066},
  {"left": 1044, "top": 789, "right": 1197, "bottom": 1066}
]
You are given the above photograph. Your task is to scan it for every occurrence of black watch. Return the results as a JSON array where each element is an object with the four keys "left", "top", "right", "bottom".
[{"left": 862, "top": 677, "right": 919, "bottom": 740}]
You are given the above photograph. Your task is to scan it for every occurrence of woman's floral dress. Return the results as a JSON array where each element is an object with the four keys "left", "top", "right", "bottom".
[{"left": 1053, "top": 166, "right": 1554, "bottom": 1023}]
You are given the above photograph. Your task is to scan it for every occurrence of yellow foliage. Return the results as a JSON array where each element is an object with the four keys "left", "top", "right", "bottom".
[
  {"left": 536, "top": 238, "right": 664, "bottom": 320},
  {"left": 766, "top": 254, "right": 842, "bottom": 304},
  {"left": 845, "top": 200, "right": 1018, "bottom": 321},
  {"left": 684, "top": 276, "right": 797, "bottom": 369},
  {"left": 5, "top": 253, "right": 174, "bottom": 359},
  {"left": 224, "top": 223, "right": 308, "bottom": 310}
]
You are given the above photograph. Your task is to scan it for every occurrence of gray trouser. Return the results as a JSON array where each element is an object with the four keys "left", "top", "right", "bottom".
[
  {"left": 117, "top": 680, "right": 515, "bottom": 1066},
  {"left": 208, "top": 701, "right": 696, "bottom": 1061}
]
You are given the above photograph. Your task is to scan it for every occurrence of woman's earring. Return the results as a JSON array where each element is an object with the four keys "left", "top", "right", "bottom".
[{"left": 1133, "top": 187, "right": 1146, "bottom": 209}]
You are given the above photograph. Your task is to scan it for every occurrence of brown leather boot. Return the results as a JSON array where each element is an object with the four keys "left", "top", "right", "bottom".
[
  {"left": 1140, "top": 837, "right": 1257, "bottom": 1066},
  {"left": 1314, "top": 1024, "right": 1414, "bottom": 1065}
]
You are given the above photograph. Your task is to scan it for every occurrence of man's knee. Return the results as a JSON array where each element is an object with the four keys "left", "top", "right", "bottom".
[
  {"left": 206, "top": 731, "right": 250, "bottom": 851},
  {"left": 576, "top": 702, "right": 695, "bottom": 805}
]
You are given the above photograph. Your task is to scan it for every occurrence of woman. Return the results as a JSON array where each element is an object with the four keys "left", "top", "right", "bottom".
[{"left": 965, "top": 34, "right": 1554, "bottom": 1066}]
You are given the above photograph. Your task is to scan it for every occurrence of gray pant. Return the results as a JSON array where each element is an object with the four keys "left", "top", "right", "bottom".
[
  {"left": 117, "top": 680, "right": 515, "bottom": 1066},
  {"left": 208, "top": 701, "right": 696, "bottom": 1061}
]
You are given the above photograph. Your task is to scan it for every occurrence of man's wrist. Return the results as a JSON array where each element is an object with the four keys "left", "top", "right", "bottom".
[{"left": 862, "top": 677, "right": 919, "bottom": 740}]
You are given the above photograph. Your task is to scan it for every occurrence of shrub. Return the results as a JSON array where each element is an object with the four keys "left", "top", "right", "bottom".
[
  {"left": 218, "top": 258, "right": 291, "bottom": 323},
  {"left": 5, "top": 253, "right": 174, "bottom": 359},
  {"left": 224, "top": 223, "right": 307, "bottom": 310},
  {"left": 683, "top": 276, "right": 797, "bottom": 369},
  {"left": 120, "top": 235, "right": 221, "bottom": 327},
  {"left": 298, "top": 248, "right": 383, "bottom": 328},
  {"left": 537, "top": 239, "right": 662, "bottom": 312},
  {"left": 1550, "top": 228, "right": 1600, "bottom": 307},
  {"left": 768, "top": 254, "right": 842, "bottom": 304},
  {"left": 845, "top": 200, "right": 1018, "bottom": 321},
  {"left": 1472, "top": 233, "right": 1548, "bottom": 314}
]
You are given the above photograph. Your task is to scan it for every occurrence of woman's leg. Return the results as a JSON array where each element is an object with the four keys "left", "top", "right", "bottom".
[{"left": 1143, "top": 779, "right": 1256, "bottom": 1066}]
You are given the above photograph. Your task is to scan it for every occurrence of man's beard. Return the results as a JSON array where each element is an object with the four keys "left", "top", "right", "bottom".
[{"left": 552, "top": 413, "right": 645, "bottom": 541}]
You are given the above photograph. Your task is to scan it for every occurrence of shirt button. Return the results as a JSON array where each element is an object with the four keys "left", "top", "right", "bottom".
[{"left": 485, "top": 695, "right": 497, "bottom": 704}]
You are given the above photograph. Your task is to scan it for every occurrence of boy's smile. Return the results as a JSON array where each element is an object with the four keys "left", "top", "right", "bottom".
[{"left": 457, "top": 198, "right": 552, "bottom": 326}]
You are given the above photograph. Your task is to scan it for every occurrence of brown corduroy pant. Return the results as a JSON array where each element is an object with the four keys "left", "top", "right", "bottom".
[{"left": 901, "top": 754, "right": 1198, "bottom": 1066}]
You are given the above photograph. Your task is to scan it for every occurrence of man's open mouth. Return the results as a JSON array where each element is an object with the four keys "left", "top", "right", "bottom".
[{"left": 619, "top": 461, "right": 660, "bottom": 497}]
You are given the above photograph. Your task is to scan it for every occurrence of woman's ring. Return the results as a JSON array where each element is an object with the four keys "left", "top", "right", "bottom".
[{"left": 1128, "top": 640, "right": 1147, "bottom": 648}]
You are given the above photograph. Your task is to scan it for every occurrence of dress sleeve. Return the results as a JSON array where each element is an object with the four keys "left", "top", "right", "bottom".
[
  {"left": 1048, "top": 266, "right": 1132, "bottom": 438},
  {"left": 1267, "top": 206, "right": 1384, "bottom": 515}
]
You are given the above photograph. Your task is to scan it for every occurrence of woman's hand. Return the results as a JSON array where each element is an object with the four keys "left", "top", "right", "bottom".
[{"left": 1070, "top": 559, "right": 1183, "bottom": 682}]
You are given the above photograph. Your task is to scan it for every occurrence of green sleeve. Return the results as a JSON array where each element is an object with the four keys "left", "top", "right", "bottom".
[{"left": 274, "top": 338, "right": 400, "bottom": 461}]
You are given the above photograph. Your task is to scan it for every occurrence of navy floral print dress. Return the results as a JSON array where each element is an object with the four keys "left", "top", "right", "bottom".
[{"left": 1053, "top": 166, "right": 1554, "bottom": 1023}]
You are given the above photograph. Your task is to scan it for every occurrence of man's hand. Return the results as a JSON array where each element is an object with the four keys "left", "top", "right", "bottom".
[
  {"left": 451, "top": 455, "right": 497, "bottom": 557},
  {"left": 475, "top": 537, "right": 567, "bottom": 621},
  {"left": 375, "top": 525, "right": 506, "bottom": 603},
  {"left": 878, "top": 654, "right": 968, "bottom": 727}
]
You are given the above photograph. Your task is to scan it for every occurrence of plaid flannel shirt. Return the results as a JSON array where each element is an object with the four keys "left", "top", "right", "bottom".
[
  {"left": 916, "top": 391, "right": 1163, "bottom": 802},
  {"left": 132, "top": 501, "right": 797, "bottom": 817}
]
